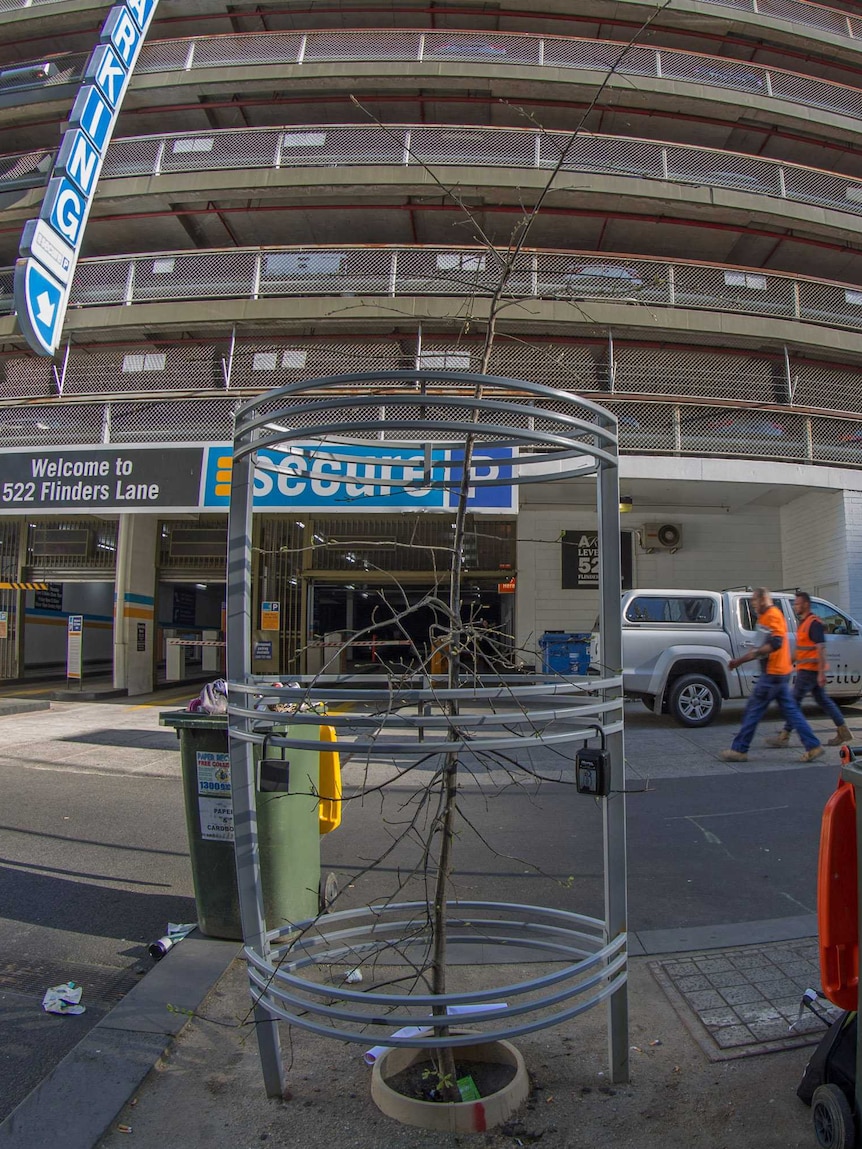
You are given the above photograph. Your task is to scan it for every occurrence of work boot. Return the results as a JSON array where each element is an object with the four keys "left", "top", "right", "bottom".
[
  {"left": 800, "top": 745, "right": 825, "bottom": 763},
  {"left": 766, "top": 730, "right": 790, "bottom": 748},
  {"left": 719, "top": 749, "right": 748, "bottom": 762},
  {"left": 827, "top": 724, "right": 853, "bottom": 746}
]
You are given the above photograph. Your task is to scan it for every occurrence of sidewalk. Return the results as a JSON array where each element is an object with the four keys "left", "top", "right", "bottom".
[
  {"left": 1, "top": 693, "right": 852, "bottom": 1149},
  {"left": 0, "top": 922, "right": 830, "bottom": 1149}
]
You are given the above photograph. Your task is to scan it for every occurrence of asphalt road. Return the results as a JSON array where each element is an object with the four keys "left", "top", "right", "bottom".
[
  {"left": 322, "top": 740, "right": 836, "bottom": 931},
  {"left": 0, "top": 696, "right": 196, "bottom": 1124},
  {"left": 0, "top": 693, "right": 849, "bottom": 1125}
]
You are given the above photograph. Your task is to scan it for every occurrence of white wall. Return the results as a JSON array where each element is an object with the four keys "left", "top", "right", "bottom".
[
  {"left": 843, "top": 490, "right": 862, "bottom": 620},
  {"left": 24, "top": 582, "right": 114, "bottom": 668},
  {"left": 779, "top": 489, "right": 847, "bottom": 609},
  {"left": 516, "top": 503, "right": 783, "bottom": 662}
]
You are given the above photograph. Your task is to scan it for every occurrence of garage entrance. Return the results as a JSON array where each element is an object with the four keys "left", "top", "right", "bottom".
[
  {"left": 157, "top": 517, "right": 227, "bottom": 683},
  {"left": 20, "top": 519, "right": 119, "bottom": 681},
  {"left": 309, "top": 580, "right": 513, "bottom": 673},
  {"left": 300, "top": 514, "right": 517, "bottom": 674}
]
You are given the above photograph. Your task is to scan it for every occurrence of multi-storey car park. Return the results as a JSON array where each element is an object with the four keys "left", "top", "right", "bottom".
[{"left": 2, "top": 0, "right": 862, "bottom": 692}]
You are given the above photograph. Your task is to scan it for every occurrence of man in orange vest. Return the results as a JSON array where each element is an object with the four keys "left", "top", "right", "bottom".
[
  {"left": 720, "top": 587, "right": 824, "bottom": 763},
  {"left": 766, "top": 589, "right": 853, "bottom": 748}
]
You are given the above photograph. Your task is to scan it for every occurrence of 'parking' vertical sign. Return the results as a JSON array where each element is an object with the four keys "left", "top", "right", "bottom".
[
  {"left": 13, "top": 0, "right": 160, "bottom": 356},
  {"left": 67, "top": 615, "right": 84, "bottom": 680}
]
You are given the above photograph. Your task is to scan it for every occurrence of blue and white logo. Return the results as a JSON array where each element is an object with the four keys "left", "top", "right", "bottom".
[
  {"left": 200, "top": 443, "right": 516, "bottom": 512},
  {"left": 13, "top": 261, "right": 68, "bottom": 357},
  {"left": 13, "top": 0, "right": 160, "bottom": 356}
]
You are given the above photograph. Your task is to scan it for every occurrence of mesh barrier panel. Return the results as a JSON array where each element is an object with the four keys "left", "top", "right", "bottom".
[
  {"left": 0, "top": 30, "right": 799, "bottom": 130},
  {"left": 0, "top": 148, "right": 50, "bottom": 184},
  {"left": 679, "top": 403, "right": 808, "bottom": 459},
  {"left": 3, "top": 125, "right": 861, "bottom": 230},
  {"left": 812, "top": 415, "right": 862, "bottom": 463},
  {"left": 108, "top": 398, "right": 236, "bottom": 441},
  {"left": 0, "top": 54, "right": 85, "bottom": 94},
  {"left": 0, "top": 355, "right": 53, "bottom": 399},
  {"left": 0, "top": 403, "right": 103, "bottom": 445},
  {"left": 793, "top": 361, "right": 862, "bottom": 409},
  {"left": 63, "top": 347, "right": 223, "bottom": 394},
  {"left": 613, "top": 346, "right": 778, "bottom": 401},
  {"left": 0, "top": 380, "right": 857, "bottom": 463},
  {"left": 228, "top": 339, "right": 404, "bottom": 387},
  {"left": 1, "top": 0, "right": 860, "bottom": 46},
  {"left": 254, "top": 517, "right": 303, "bottom": 673},
  {"left": 1, "top": 338, "right": 861, "bottom": 414},
  {"left": 0, "top": 331, "right": 859, "bottom": 400},
  {"left": 0, "top": 267, "right": 13, "bottom": 316}
]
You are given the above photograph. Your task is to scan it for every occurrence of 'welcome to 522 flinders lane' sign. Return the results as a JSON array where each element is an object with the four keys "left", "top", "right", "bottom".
[
  {"left": 13, "top": 0, "right": 159, "bottom": 356},
  {"left": 0, "top": 447, "right": 203, "bottom": 511}
]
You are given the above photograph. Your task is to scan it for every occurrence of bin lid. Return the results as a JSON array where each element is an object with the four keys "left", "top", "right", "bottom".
[
  {"left": 159, "top": 709, "right": 228, "bottom": 730},
  {"left": 540, "top": 632, "right": 589, "bottom": 644}
]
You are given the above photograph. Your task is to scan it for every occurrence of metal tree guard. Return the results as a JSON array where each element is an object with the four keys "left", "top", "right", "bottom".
[{"left": 225, "top": 370, "right": 627, "bottom": 1098}]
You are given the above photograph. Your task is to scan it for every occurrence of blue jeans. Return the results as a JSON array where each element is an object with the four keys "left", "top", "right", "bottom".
[
  {"left": 781, "top": 669, "right": 845, "bottom": 731},
  {"left": 732, "top": 673, "right": 820, "bottom": 753}
]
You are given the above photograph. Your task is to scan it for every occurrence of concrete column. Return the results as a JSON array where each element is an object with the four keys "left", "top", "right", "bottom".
[
  {"left": 202, "top": 629, "right": 221, "bottom": 673},
  {"left": 165, "top": 632, "right": 186, "bottom": 682},
  {"left": 844, "top": 490, "right": 862, "bottom": 620},
  {"left": 113, "top": 515, "right": 158, "bottom": 695}
]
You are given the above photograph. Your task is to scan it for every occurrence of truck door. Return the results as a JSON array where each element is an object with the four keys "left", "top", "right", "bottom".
[
  {"left": 732, "top": 594, "right": 763, "bottom": 697},
  {"left": 810, "top": 598, "right": 862, "bottom": 699}
]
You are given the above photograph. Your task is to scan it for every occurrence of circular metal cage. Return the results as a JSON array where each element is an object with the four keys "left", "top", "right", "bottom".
[
  {"left": 250, "top": 901, "right": 626, "bottom": 1047},
  {"left": 225, "top": 370, "right": 628, "bottom": 1088}
]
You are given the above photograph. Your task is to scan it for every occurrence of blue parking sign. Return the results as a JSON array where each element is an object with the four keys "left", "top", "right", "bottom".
[{"left": 13, "top": 260, "right": 68, "bottom": 357}]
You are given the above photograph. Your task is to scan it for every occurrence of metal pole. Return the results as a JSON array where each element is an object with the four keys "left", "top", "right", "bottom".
[
  {"left": 598, "top": 450, "right": 629, "bottom": 1085},
  {"left": 227, "top": 433, "right": 286, "bottom": 1099},
  {"left": 113, "top": 514, "right": 132, "bottom": 691}
]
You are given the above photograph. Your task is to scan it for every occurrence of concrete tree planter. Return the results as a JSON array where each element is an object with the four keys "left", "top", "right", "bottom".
[{"left": 370, "top": 1035, "right": 530, "bottom": 1133}]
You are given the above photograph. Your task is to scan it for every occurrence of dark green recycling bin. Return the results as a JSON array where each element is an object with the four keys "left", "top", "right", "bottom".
[{"left": 161, "top": 711, "right": 322, "bottom": 940}]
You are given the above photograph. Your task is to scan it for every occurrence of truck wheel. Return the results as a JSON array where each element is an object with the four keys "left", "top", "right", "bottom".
[{"left": 668, "top": 674, "right": 721, "bottom": 727}]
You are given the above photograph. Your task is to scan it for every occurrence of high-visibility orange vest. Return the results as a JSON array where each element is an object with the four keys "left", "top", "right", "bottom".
[
  {"left": 795, "top": 613, "right": 820, "bottom": 672},
  {"left": 760, "top": 604, "right": 793, "bottom": 676}
]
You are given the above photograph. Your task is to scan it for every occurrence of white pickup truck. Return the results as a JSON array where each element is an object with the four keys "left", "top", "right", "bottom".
[{"left": 590, "top": 588, "right": 862, "bottom": 727}]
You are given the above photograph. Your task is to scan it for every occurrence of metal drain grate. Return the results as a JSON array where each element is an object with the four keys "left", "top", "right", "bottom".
[
  {"left": 0, "top": 958, "right": 142, "bottom": 1003},
  {"left": 649, "top": 939, "right": 841, "bottom": 1061}
]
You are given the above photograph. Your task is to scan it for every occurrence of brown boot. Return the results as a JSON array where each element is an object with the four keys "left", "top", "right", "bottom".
[
  {"left": 720, "top": 749, "right": 748, "bottom": 762},
  {"left": 800, "top": 745, "right": 825, "bottom": 763},
  {"left": 828, "top": 724, "right": 853, "bottom": 746},
  {"left": 766, "top": 730, "right": 790, "bottom": 748}
]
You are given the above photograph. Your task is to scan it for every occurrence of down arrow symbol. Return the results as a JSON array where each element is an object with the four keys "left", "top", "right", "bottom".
[{"left": 35, "top": 291, "right": 56, "bottom": 326}]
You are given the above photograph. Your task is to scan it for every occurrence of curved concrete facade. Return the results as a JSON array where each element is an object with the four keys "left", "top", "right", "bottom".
[{"left": 1, "top": 0, "right": 862, "bottom": 689}]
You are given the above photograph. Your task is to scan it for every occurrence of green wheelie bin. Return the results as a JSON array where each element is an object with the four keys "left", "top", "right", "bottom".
[{"left": 161, "top": 711, "right": 335, "bottom": 940}]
